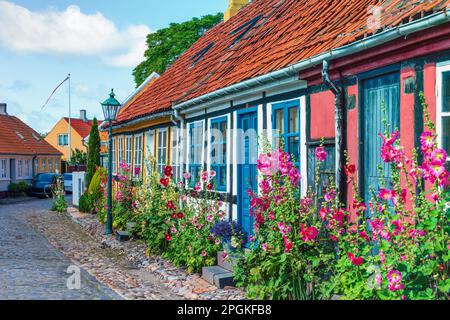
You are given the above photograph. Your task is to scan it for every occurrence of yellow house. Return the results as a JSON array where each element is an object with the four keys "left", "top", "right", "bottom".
[{"left": 45, "top": 110, "right": 103, "bottom": 161}]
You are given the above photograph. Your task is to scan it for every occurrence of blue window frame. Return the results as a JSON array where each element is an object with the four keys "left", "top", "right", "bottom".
[
  {"left": 189, "top": 122, "right": 203, "bottom": 187},
  {"left": 210, "top": 116, "right": 227, "bottom": 191},
  {"left": 272, "top": 100, "right": 301, "bottom": 168}
]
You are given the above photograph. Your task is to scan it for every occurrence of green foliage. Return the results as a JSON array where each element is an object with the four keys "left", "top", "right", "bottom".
[
  {"left": 86, "top": 118, "right": 101, "bottom": 186},
  {"left": 69, "top": 148, "right": 87, "bottom": 166},
  {"left": 78, "top": 193, "right": 92, "bottom": 213},
  {"left": 133, "top": 13, "right": 223, "bottom": 86},
  {"left": 8, "top": 181, "right": 30, "bottom": 195},
  {"left": 51, "top": 176, "right": 67, "bottom": 213}
]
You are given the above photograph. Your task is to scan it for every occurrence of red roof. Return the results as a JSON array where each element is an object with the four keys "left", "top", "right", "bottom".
[
  {"left": 117, "top": 0, "right": 450, "bottom": 124},
  {"left": 64, "top": 118, "right": 103, "bottom": 139},
  {"left": 0, "top": 114, "right": 62, "bottom": 156}
]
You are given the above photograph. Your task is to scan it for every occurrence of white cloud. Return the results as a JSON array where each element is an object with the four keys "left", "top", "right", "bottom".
[{"left": 0, "top": 1, "right": 151, "bottom": 67}]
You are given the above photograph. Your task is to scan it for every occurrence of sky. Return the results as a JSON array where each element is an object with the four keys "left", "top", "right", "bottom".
[{"left": 0, "top": 0, "right": 227, "bottom": 133}]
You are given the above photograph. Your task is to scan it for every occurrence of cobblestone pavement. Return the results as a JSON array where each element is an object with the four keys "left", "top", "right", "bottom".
[
  {"left": 0, "top": 198, "right": 121, "bottom": 300},
  {"left": 26, "top": 199, "right": 179, "bottom": 300}
]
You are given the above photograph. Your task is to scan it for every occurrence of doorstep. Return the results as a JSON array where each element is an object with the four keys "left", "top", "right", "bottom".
[{"left": 201, "top": 251, "right": 238, "bottom": 289}]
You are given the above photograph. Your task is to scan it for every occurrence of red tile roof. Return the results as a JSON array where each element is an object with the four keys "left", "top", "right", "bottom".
[
  {"left": 0, "top": 114, "right": 62, "bottom": 156},
  {"left": 64, "top": 118, "right": 103, "bottom": 139},
  {"left": 117, "top": 0, "right": 450, "bottom": 124}
]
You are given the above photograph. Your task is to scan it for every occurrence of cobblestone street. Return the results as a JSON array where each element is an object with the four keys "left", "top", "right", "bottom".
[{"left": 0, "top": 198, "right": 121, "bottom": 300}]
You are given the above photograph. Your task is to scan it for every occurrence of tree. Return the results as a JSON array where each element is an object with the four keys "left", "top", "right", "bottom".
[
  {"left": 70, "top": 149, "right": 87, "bottom": 165},
  {"left": 133, "top": 13, "right": 223, "bottom": 86},
  {"left": 86, "top": 118, "right": 100, "bottom": 187}
]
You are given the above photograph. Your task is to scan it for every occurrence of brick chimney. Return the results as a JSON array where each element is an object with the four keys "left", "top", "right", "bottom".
[
  {"left": 0, "top": 103, "right": 7, "bottom": 115},
  {"left": 80, "top": 109, "right": 88, "bottom": 122},
  {"left": 224, "top": 0, "right": 249, "bottom": 22}
]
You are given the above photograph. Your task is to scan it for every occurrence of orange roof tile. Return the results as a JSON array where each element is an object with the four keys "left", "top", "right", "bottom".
[
  {"left": 0, "top": 114, "right": 62, "bottom": 156},
  {"left": 117, "top": 0, "right": 450, "bottom": 124},
  {"left": 64, "top": 118, "right": 103, "bottom": 139}
]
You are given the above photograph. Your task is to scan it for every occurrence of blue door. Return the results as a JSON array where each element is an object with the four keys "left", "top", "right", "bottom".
[
  {"left": 362, "top": 72, "right": 400, "bottom": 208},
  {"left": 238, "top": 110, "right": 258, "bottom": 244}
]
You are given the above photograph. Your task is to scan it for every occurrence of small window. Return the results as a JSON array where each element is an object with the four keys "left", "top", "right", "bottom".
[
  {"left": 48, "top": 159, "right": 53, "bottom": 173},
  {"left": 41, "top": 159, "right": 46, "bottom": 172},
  {"left": 58, "top": 134, "right": 68, "bottom": 146},
  {"left": 210, "top": 117, "right": 227, "bottom": 191},
  {"left": 189, "top": 122, "right": 204, "bottom": 186},
  {"left": 134, "top": 134, "right": 143, "bottom": 176},
  {"left": 229, "top": 15, "right": 262, "bottom": 47},
  {"left": 157, "top": 129, "right": 168, "bottom": 176},
  {"left": 192, "top": 42, "right": 214, "bottom": 65},
  {"left": 16, "top": 131, "right": 25, "bottom": 140},
  {"left": 1, "top": 159, "right": 8, "bottom": 179},
  {"left": 171, "top": 127, "right": 180, "bottom": 181},
  {"left": 125, "top": 136, "right": 133, "bottom": 169},
  {"left": 17, "top": 159, "right": 23, "bottom": 177}
]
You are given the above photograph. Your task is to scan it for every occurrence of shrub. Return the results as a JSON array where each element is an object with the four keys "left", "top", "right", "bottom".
[
  {"left": 78, "top": 193, "right": 92, "bottom": 213},
  {"left": 51, "top": 176, "right": 67, "bottom": 213}
]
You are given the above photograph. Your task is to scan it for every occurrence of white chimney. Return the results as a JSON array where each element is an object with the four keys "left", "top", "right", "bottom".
[
  {"left": 0, "top": 103, "right": 7, "bottom": 115},
  {"left": 80, "top": 109, "right": 88, "bottom": 122}
]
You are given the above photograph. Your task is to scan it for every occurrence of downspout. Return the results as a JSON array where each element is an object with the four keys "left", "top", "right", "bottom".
[
  {"left": 173, "top": 109, "right": 185, "bottom": 181},
  {"left": 322, "top": 60, "right": 346, "bottom": 205}
]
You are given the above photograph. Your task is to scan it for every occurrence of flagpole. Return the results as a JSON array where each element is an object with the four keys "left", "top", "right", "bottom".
[{"left": 68, "top": 73, "right": 72, "bottom": 164}]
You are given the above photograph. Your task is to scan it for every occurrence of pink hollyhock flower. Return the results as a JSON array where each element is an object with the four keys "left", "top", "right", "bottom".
[
  {"left": 375, "top": 274, "right": 383, "bottom": 286},
  {"left": 387, "top": 270, "right": 404, "bottom": 291},
  {"left": 262, "top": 243, "right": 268, "bottom": 252},
  {"left": 277, "top": 149, "right": 293, "bottom": 175},
  {"left": 209, "top": 170, "right": 216, "bottom": 177},
  {"left": 170, "top": 226, "right": 177, "bottom": 234},
  {"left": 352, "top": 199, "right": 367, "bottom": 213},
  {"left": 379, "top": 251, "right": 386, "bottom": 264},
  {"left": 347, "top": 253, "right": 364, "bottom": 266},
  {"left": 324, "top": 189, "right": 336, "bottom": 202},
  {"left": 248, "top": 235, "right": 254, "bottom": 242},
  {"left": 164, "top": 166, "right": 173, "bottom": 178},
  {"left": 268, "top": 211, "right": 275, "bottom": 220},
  {"left": 206, "top": 183, "right": 213, "bottom": 191},
  {"left": 134, "top": 166, "right": 140, "bottom": 176},
  {"left": 201, "top": 171, "right": 208, "bottom": 182},
  {"left": 278, "top": 222, "right": 292, "bottom": 236},
  {"left": 300, "top": 224, "right": 318, "bottom": 242},
  {"left": 257, "top": 153, "right": 274, "bottom": 176},
  {"left": 319, "top": 207, "right": 328, "bottom": 221},
  {"left": 289, "top": 168, "right": 301, "bottom": 185},
  {"left": 379, "top": 188, "right": 394, "bottom": 201},
  {"left": 207, "top": 214, "right": 214, "bottom": 223},
  {"left": 165, "top": 233, "right": 171, "bottom": 241},
  {"left": 194, "top": 182, "right": 202, "bottom": 191},
  {"left": 359, "top": 231, "right": 369, "bottom": 242},
  {"left": 120, "top": 161, "right": 131, "bottom": 172},
  {"left": 428, "top": 160, "right": 446, "bottom": 178},
  {"left": 201, "top": 250, "right": 207, "bottom": 257},
  {"left": 431, "top": 148, "right": 447, "bottom": 165},
  {"left": 183, "top": 172, "right": 191, "bottom": 180},
  {"left": 420, "top": 131, "right": 435, "bottom": 151},
  {"left": 160, "top": 178, "right": 170, "bottom": 187},
  {"left": 315, "top": 147, "right": 327, "bottom": 162},
  {"left": 392, "top": 219, "right": 405, "bottom": 235},
  {"left": 283, "top": 237, "right": 293, "bottom": 252}
]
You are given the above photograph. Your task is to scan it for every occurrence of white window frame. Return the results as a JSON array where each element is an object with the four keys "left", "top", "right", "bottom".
[
  {"left": 134, "top": 134, "right": 143, "bottom": 175},
  {"left": 48, "top": 159, "right": 53, "bottom": 173},
  {"left": 171, "top": 126, "right": 180, "bottom": 181},
  {"left": 157, "top": 128, "right": 168, "bottom": 176},
  {"left": 125, "top": 135, "right": 133, "bottom": 168},
  {"left": 187, "top": 120, "right": 205, "bottom": 188},
  {"left": 0, "top": 159, "right": 9, "bottom": 180},
  {"left": 58, "top": 134, "right": 68, "bottom": 146},
  {"left": 436, "top": 63, "right": 450, "bottom": 163},
  {"left": 118, "top": 136, "right": 124, "bottom": 166},
  {"left": 17, "top": 159, "right": 23, "bottom": 178},
  {"left": 207, "top": 115, "right": 230, "bottom": 192}
]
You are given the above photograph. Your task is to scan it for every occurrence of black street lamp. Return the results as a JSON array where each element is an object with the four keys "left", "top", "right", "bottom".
[{"left": 101, "top": 89, "right": 121, "bottom": 235}]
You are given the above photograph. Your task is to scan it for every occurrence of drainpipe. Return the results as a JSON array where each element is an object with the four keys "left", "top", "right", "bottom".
[
  {"left": 173, "top": 109, "right": 185, "bottom": 181},
  {"left": 322, "top": 60, "right": 346, "bottom": 205}
]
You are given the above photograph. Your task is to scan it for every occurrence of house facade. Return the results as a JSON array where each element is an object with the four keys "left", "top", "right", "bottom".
[
  {"left": 0, "top": 103, "right": 62, "bottom": 196},
  {"left": 45, "top": 109, "right": 104, "bottom": 165},
  {"left": 111, "top": 0, "right": 450, "bottom": 239}
]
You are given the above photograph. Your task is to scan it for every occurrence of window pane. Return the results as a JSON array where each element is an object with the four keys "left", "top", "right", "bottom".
[
  {"left": 288, "top": 136, "right": 300, "bottom": 162},
  {"left": 289, "top": 107, "right": 299, "bottom": 133},
  {"left": 275, "top": 109, "right": 284, "bottom": 133},
  {"left": 220, "top": 121, "right": 226, "bottom": 141},
  {"left": 443, "top": 116, "right": 450, "bottom": 155},
  {"left": 443, "top": 71, "right": 450, "bottom": 112},
  {"left": 220, "top": 166, "right": 226, "bottom": 187}
]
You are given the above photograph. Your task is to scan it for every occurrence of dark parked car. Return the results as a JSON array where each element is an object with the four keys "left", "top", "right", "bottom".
[
  {"left": 63, "top": 173, "right": 73, "bottom": 193},
  {"left": 30, "top": 173, "right": 58, "bottom": 198}
]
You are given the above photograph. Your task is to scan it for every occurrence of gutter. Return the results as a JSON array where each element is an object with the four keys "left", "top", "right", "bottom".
[
  {"left": 110, "top": 110, "right": 173, "bottom": 131},
  {"left": 173, "top": 9, "right": 450, "bottom": 111},
  {"left": 322, "top": 60, "right": 346, "bottom": 205}
]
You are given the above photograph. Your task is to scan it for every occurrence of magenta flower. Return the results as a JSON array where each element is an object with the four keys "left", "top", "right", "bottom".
[
  {"left": 277, "top": 222, "right": 292, "bottom": 236},
  {"left": 209, "top": 170, "right": 216, "bottom": 177},
  {"left": 134, "top": 166, "right": 140, "bottom": 176},
  {"left": 183, "top": 172, "right": 191, "bottom": 180},
  {"left": 262, "top": 243, "right": 268, "bottom": 252},
  {"left": 315, "top": 147, "right": 327, "bottom": 162},
  {"left": 431, "top": 148, "right": 447, "bottom": 164},
  {"left": 387, "top": 270, "right": 404, "bottom": 291},
  {"left": 201, "top": 250, "right": 207, "bottom": 257},
  {"left": 379, "top": 188, "right": 394, "bottom": 201},
  {"left": 300, "top": 224, "right": 318, "bottom": 242},
  {"left": 283, "top": 237, "right": 293, "bottom": 252},
  {"left": 420, "top": 131, "right": 435, "bottom": 151}
]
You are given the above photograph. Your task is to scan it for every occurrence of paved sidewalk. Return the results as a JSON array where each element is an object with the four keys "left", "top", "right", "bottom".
[{"left": 0, "top": 199, "right": 121, "bottom": 300}]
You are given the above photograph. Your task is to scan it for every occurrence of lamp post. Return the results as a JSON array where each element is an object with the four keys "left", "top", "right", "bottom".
[{"left": 101, "top": 89, "right": 121, "bottom": 235}]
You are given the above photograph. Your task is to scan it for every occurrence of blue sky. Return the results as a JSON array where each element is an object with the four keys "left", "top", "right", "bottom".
[{"left": 0, "top": 0, "right": 227, "bottom": 133}]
